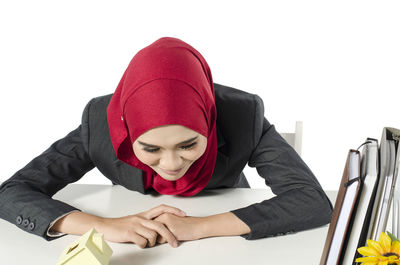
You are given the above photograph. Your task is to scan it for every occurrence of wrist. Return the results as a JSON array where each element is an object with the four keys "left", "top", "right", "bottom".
[
  {"left": 200, "top": 212, "right": 251, "bottom": 238},
  {"left": 194, "top": 216, "right": 210, "bottom": 239},
  {"left": 52, "top": 211, "right": 105, "bottom": 236},
  {"left": 93, "top": 216, "right": 108, "bottom": 234}
]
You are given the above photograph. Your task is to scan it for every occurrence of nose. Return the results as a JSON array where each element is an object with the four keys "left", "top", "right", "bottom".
[{"left": 159, "top": 150, "right": 184, "bottom": 171}]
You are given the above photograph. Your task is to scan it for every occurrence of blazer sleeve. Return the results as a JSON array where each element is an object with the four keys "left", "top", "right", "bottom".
[
  {"left": 230, "top": 94, "right": 333, "bottom": 240},
  {"left": 0, "top": 100, "right": 95, "bottom": 241}
]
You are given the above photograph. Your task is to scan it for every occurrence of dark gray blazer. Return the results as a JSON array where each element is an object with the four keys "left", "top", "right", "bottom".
[{"left": 0, "top": 83, "right": 333, "bottom": 241}]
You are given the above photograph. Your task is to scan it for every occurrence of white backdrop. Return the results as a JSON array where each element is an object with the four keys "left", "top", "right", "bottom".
[{"left": 0, "top": 0, "right": 399, "bottom": 190}]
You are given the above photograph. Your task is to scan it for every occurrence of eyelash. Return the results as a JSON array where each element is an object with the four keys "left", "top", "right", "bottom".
[{"left": 143, "top": 142, "right": 197, "bottom": 153}]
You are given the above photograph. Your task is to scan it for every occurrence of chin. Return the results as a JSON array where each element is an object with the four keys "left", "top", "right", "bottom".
[{"left": 162, "top": 176, "right": 182, "bottom": 181}]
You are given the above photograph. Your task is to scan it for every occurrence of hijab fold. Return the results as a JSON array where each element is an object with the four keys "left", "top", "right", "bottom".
[{"left": 107, "top": 37, "right": 217, "bottom": 196}]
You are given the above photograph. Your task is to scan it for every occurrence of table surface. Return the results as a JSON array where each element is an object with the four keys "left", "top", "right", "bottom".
[{"left": 0, "top": 184, "right": 337, "bottom": 265}]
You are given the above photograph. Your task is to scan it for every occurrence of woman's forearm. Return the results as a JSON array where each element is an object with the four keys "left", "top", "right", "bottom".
[
  {"left": 51, "top": 205, "right": 189, "bottom": 248},
  {"left": 51, "top": 210, "right": 251, "bottom": 242},
  {"left": 50, "top": 211, "right": 105, "bottom": 236},
  {"left": 201, "top": 212, "right": 251, "bottom": 238}
]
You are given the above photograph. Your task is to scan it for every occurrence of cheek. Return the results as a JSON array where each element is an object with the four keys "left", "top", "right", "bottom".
[
  {"left": 181, "top": 152, "right": 201, "bottom": 161},
  {"left": 185, "top": 142, "right": 207, "bottom": 161}
]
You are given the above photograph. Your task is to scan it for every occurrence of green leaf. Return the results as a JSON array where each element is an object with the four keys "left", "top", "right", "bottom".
[{"left": 386, "top": 231, "right": 400, "bottom": 242}]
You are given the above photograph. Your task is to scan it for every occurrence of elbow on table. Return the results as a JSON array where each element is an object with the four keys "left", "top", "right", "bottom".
[{"left": 307, "top": 187, "right": 333, "bottom": 226}]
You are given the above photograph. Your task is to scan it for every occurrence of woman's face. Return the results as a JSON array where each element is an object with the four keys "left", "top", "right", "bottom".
[{"left": 132, "top": 124, "right": 208, "bottom": 181}]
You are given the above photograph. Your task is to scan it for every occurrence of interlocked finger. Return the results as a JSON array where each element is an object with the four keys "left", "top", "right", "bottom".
[
  {"left": 141, "top": 219, "right": 178, "bottom": 247},
  {"left": 157, "top": 234, "right": 167, "bottom": 244},
  {"left": 135, "top": 227, "right": 158, "bottom": 248}
]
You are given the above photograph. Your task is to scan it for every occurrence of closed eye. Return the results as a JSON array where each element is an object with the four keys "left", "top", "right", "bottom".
[{"left": 143, "top": 142, "right": 197, "bottom": 153}]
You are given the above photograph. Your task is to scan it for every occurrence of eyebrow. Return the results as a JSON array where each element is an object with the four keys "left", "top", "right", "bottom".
[{"left": 138, "top": 136, "right": 198, "bottom": 148}]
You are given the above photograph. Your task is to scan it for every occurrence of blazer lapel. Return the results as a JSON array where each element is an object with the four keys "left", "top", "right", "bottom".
[
  {"left": 216, "top": 125, "right": 226, "bottom": 149},
  {"left": 113, "top": 159, "right": 145, "bottom": 194},
  {"left": 205, "top": 125, "right": 230, "bottom": 189}
]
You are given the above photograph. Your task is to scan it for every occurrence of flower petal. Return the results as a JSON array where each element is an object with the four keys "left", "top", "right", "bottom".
[
  {"left": 367, "top": 239, "right": 385, "bottom": 254},
  {"left": 379, "top": 232, "right": 392, "bottom": 253},
  {"left": 358, "top": 246, "right": 379, "bottom": 257},
  {"left": 378, "top": 261, "right": 388, "bottom": 265},
  {"left": 387, "top": 255, "right": 399, "bottom": 262},
  {"left": 392, "top": 240, "right": 400, "bottom": 254},
  {"left": 356, "top": 256, "right": 379, "bottom": 262}
]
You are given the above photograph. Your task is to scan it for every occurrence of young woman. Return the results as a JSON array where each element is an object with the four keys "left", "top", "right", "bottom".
[{"left": 0, "top": 37, "right": 332, "bottom": 249}]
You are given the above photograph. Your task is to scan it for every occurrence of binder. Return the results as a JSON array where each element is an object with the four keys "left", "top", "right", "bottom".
[
  {"left": 341, "top": 139, "right": 379, "bottom": 265},
  {"left": 387, "top": 128, "right": 400, "bottom": 238},
  {"left": 367, "top": 128, "right": 398, "bottom": 241},
  {"left": 320, "top": 150, "right": 361, "bottom": 265}
]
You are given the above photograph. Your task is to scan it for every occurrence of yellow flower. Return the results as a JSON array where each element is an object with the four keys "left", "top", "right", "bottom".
[{"left": 356, "top": 232, "right": 400, "bottom": 265}]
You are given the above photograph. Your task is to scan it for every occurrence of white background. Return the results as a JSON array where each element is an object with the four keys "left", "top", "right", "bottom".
[{"left": 0, "top": 0, "right": 399, "bottom": 190}]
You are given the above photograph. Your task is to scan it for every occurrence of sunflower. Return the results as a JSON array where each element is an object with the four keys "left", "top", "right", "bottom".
[{"left": 356, "top": 232, "right": 400, "bottom": 265}]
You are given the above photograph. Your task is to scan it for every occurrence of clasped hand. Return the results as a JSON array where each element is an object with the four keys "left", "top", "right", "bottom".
[{"left": 100, "top": 204, "right": 204, "bottom": 249}]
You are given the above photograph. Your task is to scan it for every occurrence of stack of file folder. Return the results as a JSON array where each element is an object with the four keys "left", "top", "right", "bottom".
[{"left": 319, "top": 127, "right": 400, "bottom": 265}]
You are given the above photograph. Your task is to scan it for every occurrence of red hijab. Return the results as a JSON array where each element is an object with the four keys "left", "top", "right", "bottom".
[{"left": 106, "top": 37, "right": 217, "bottom": 196}]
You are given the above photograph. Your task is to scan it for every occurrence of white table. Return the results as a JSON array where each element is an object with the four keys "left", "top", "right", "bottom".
[{"left": 0, "top": 184, "right": 337, "bottom": 265}]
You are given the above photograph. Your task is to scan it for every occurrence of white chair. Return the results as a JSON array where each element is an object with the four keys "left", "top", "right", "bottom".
[{"left": 279, "top": 121, "right": 303, "bottom": 156}]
